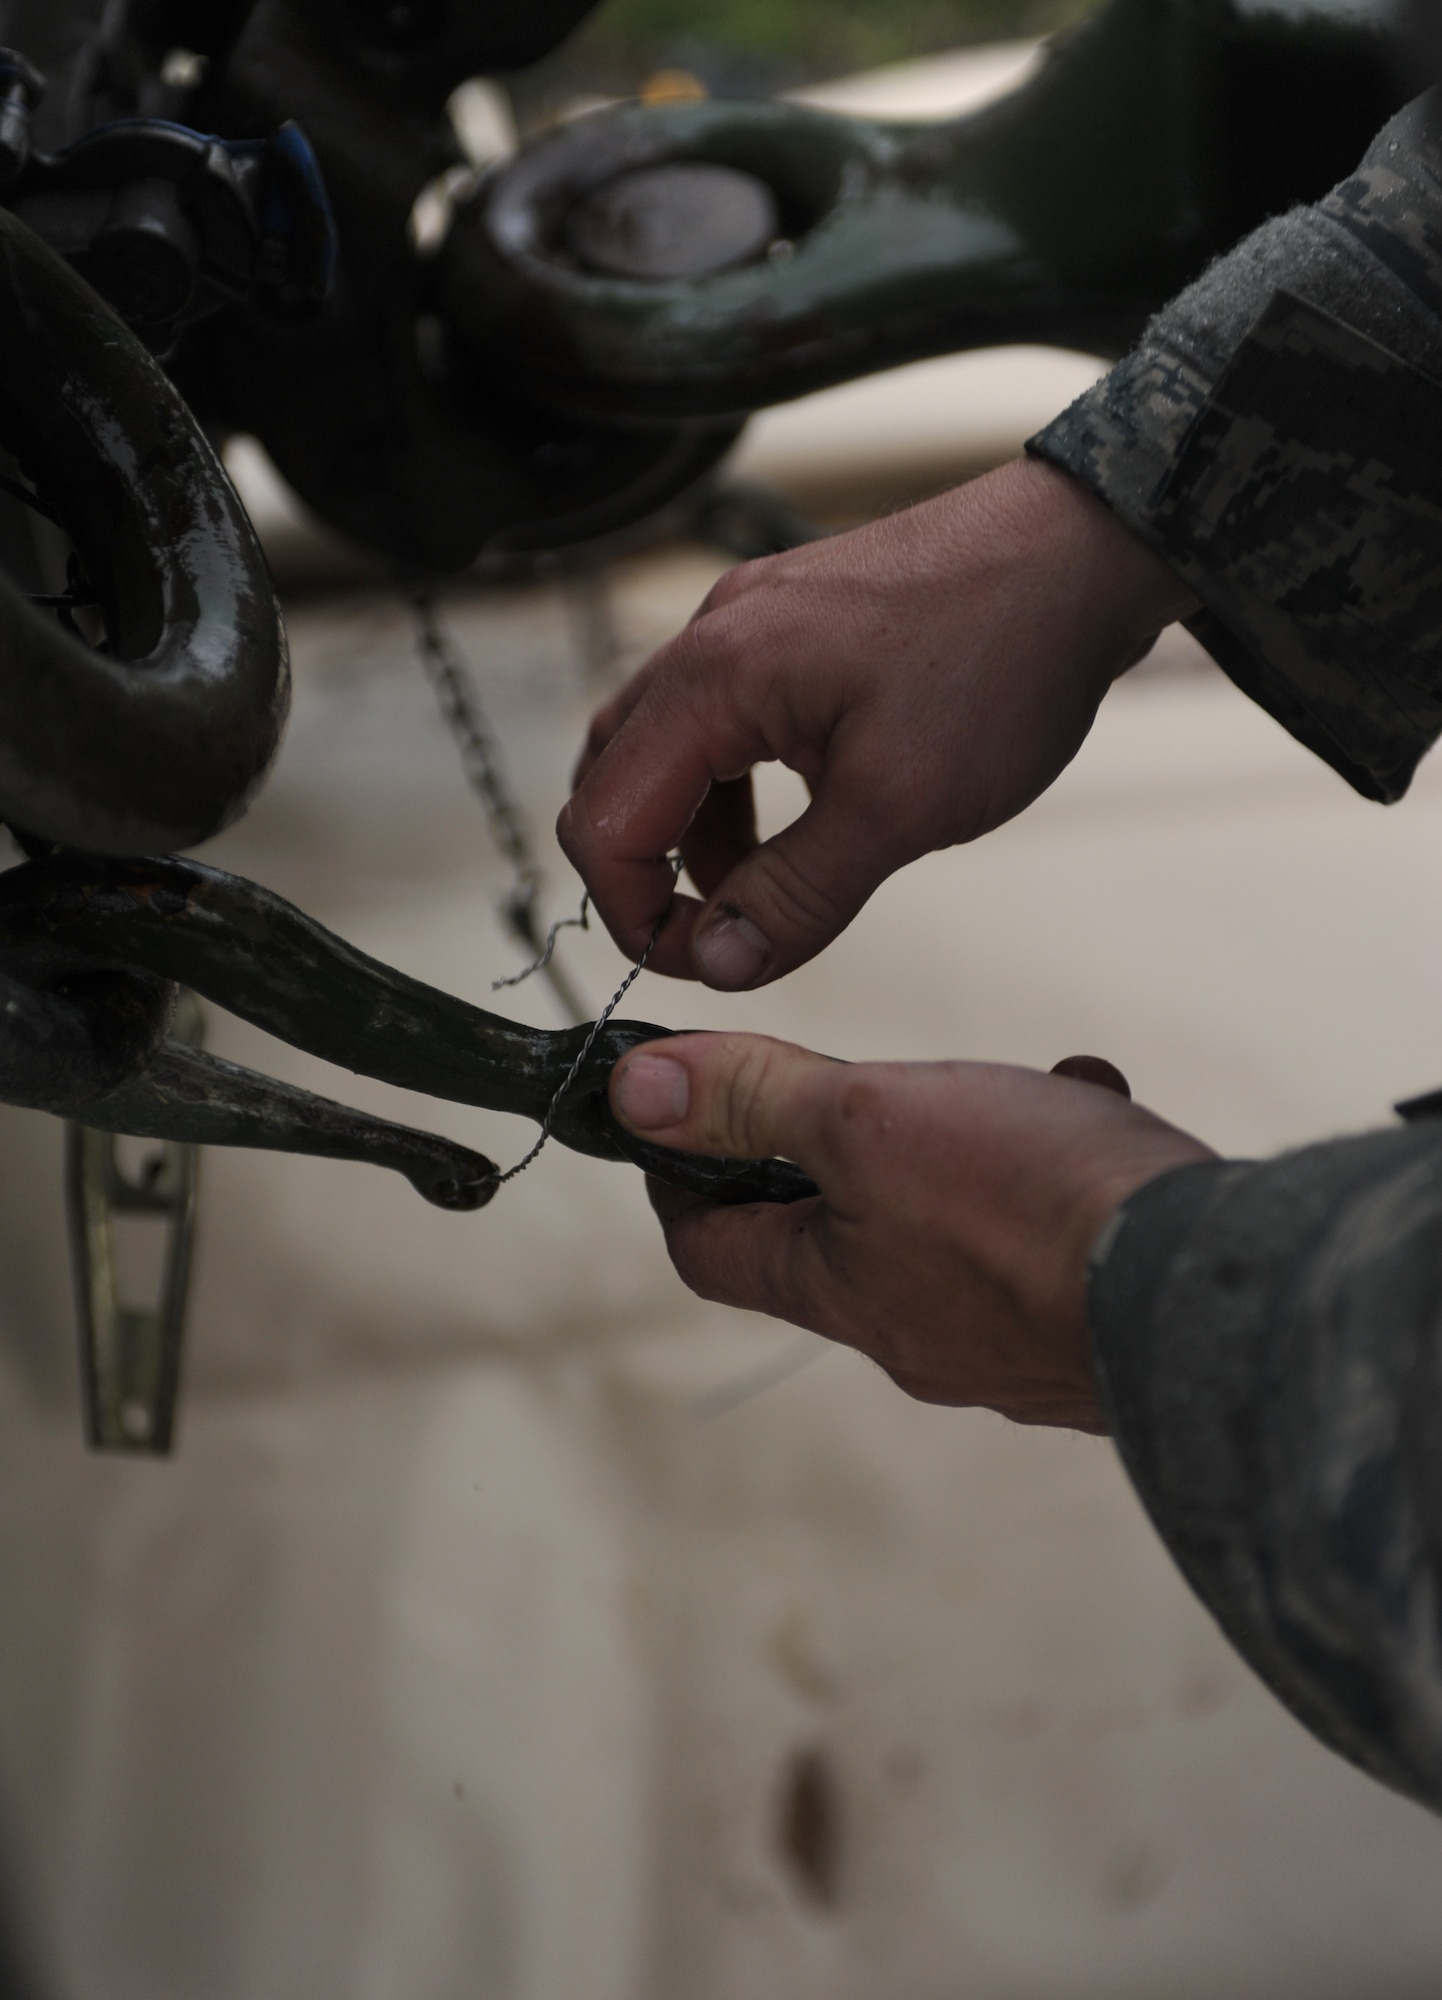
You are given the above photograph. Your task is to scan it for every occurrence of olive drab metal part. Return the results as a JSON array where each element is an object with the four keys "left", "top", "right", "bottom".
[
  {"left": 6, "top": 0, "right": 1410, "bottom": 569},
  {"left": 0, "top": 853, "right": 815, "bottom": 1208},
  {"left": 126, "top": 0, "right": 742, "bottom": 568},
  {"left": 0, "top": 205, "right": 289, "bottom": 855},
  {"left": 0, "top": 0, "right": 1413, "bottom": 1450},
  {"left": 0, "top": 0, "right": 807, "bottom": 1451},
  {"left": 444, "top": 0, "right": 1408, "bottom": 424}
]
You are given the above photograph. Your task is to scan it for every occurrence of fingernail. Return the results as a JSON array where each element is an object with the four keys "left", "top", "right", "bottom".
[
  {"left": 1050, "top": 1054, "right": 1131, "bottom": 1100},
  {"left": 613, "top": 1053, "right": 690, "bottom": 1131},
  {"left": 694, "top": 908, "right": 770, "bottom": 989}
]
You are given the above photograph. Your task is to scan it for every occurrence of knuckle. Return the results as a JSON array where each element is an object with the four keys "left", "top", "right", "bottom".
[
  {"left": 664, "top": 1221, "right": 728, "bottom": 1304},
  {"left": 816, "top": 1070, "right": 889, "bottom": 1163},
  {"left": 650, "top": 624, "right": 750, "bottom": 741},
  {"left": 881, "top": 1362, "right": 956, "bottom": 1407},
  {"left": 668, "top": 603, "right": 797, "bottom": 770},
  {"left": 750, "top": 841, "right": 853, "bottom": 941},
  {"left": 704, "top": 1037, "right": 783, "bottom": 1157},
  {"left": 611, "top": 639, "right": 704, "bottom": 741},
  {"left": 555, "top": 795, "right": 584, "bottom": 863},
  {"left": 680, "top": 612, "right": 750, "bottom": 695},
  {"left": 555, "top": 786, "right": 599, "bottom": 867},
  {"left": 699, "top": 556, "right": 770, "bottom": 614},
  {"left": 660, "top": 619, "right": 710, "bottom": 679}
]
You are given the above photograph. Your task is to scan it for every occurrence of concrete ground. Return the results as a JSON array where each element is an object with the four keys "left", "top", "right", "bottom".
[{"left": 0, "top": 41, "right": 1440, "bottom": 2000}]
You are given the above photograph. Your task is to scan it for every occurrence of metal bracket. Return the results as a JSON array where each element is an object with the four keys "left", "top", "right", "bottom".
[{"left": 66, "top": 991, "right": 203, "bottom": 1455}]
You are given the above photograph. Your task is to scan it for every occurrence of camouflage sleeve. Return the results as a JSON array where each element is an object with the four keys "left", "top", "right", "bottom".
[
  {"left": 1029, "top": 92, "right": 1442, "bottom": 802},
  {"left": 1090, "top": 1119, "right": 1442, "bottom": 1810},
  {"left": 1037, "top": 88, "right": 1442, "bottom": 1811}
]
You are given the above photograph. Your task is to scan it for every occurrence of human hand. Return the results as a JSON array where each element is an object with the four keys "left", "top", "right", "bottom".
[
  {"left": 609, "top": 1034, "right": 1215, "bottom": 1430},
  {"left": 561, "top": 457, "right": 1197, "bottom": 988}
]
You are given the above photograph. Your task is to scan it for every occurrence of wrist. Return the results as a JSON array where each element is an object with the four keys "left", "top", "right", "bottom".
[
  {"left": 1058, "top": 1130, "right": 1218, "bottom": 1309},
  {"left": 1022, "top": 1126, "right": 1219, "bottom": 1432},
  {"left": 992, "top": 455, "right": 1201, "bottom": 655}
]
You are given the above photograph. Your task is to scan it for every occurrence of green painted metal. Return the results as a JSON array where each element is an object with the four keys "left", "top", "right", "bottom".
[
  {"left": 0, "top": 852, "right": 815, "bottom": 1207},
  {"left": 440, "top": 0, "right": 1406, "bottom": 422},
  {"left": 0, "top": 201, "right": 288, "bottom": 853}
]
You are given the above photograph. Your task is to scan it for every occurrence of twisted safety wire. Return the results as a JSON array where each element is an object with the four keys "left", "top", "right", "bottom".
[{"left": 484, "top": 857, "right": 682, "bottom": 1188}]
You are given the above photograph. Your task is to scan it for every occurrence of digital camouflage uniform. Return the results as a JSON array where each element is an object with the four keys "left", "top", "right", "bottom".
[{"left": 1028, "top": 90, "right": 1442, "bottom": 1811}]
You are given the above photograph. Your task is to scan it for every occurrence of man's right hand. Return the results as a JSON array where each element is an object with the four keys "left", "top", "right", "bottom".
[{"left": 559, "top": 455, "right": 1198, "bottom": 988}]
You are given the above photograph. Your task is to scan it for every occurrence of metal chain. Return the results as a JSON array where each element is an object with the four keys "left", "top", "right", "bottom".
[
  {"left": 410, "top": 588, "right": 681, "bottom": 1193},
  {"left": 410, "top": 587, "right": 589, "bottom": 1024}
]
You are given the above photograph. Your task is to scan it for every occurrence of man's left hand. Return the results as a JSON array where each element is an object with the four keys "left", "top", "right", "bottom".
[{"left": 610, "top": 1034, "right": 1216, "bottom": 1431}]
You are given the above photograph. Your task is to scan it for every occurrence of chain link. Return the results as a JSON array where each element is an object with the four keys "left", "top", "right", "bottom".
[
  {"left": 411, "top": 587, "right": 589, "bottom": 1025},
  {"left": 410, "top": 587, "right": 684, "bottom": 1191}
]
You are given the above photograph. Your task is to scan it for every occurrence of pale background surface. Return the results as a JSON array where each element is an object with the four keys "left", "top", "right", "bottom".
[{"left": 0, "top": 43, "right": 1439, "bottom": 2000}]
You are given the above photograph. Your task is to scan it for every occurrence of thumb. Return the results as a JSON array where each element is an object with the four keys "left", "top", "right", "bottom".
[
  {"left": 690, "top": 783, "right": 902, "bottom": 990},
  {"left": 610, "top": 1032, "right": 837, "bottom": 1171}
]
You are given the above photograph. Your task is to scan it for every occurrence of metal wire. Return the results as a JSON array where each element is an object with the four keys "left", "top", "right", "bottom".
[
  {"left": 492, "top": 893, "right": 592, "bottom": 991},
  {"left": 482, "top": 857, "right": 681, "bottom": 1189},
  {"left": 410, "top": 587, "right": 682, "bottom": 1193}
]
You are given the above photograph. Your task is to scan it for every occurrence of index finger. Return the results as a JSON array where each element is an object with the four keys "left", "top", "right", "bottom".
[
  {"left": 569, "top": 571, "right": 746, "bottom": 792},
  {"left": 569, "top": 650, "right": 663, "bottom": 792},
  {"left": 557, "top": 628, "right": 774, "bottom": 974}
]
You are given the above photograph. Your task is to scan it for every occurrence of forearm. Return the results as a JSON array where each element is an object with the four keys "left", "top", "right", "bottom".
[
  {"left": 1030, "top": 92, "right": 1442, "bottom": 803},
  {"left": 1091, "top": 1120, "right": 1442, "bottom": 1810}
]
